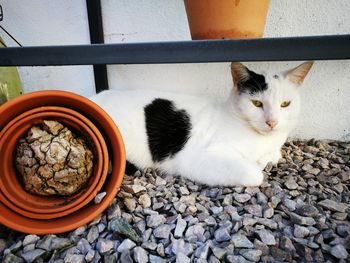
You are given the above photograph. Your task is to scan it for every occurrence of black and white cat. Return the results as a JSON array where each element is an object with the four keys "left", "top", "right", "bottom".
[{"left": 91, "top": 62, "right": 313, "bottom": 186}]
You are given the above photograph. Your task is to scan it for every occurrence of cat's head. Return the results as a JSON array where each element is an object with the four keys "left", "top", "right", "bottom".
[{"left": 231, "top": 61, "right": 313, "bottom": 135}]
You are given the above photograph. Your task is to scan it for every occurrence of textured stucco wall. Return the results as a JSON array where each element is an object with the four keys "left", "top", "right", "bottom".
[
  {"left": 102, "top": 0, "right": 350, "bottom": 140},
  {"left": 2, "top": 1, "right": 349, "bottom": 139},
  {"left": 0, "top": 0, "right": 95, "bottom": 96}
]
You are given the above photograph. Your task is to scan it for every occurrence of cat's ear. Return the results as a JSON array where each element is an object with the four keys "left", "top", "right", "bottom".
[
  {"left": 285, "top": 61, "right": 314, "bottom": 86},
  {"left": 231, "top": 62, "right": 250, "bottom": 85}
]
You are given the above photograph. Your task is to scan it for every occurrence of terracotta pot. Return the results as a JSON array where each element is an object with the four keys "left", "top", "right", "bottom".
[
  {"left": 184, "top": 0, "right": 270, "bottom": 40},
  {"left": 0, "top": 90, "right": 125, "bottom": 234},
  {"left": 0, "top": 106, "right": 108, "bottom": 214},
  {"left": 0, "top": 109, "right": 108, "bottom": 219}
]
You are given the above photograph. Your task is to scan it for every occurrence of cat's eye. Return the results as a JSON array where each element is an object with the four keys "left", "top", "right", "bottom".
[
  {"left": 281, "top": 101, "right": 291, "bottom": 107},
  {"left": 251, "top": 100, "right": 263, "bottom": 108}
]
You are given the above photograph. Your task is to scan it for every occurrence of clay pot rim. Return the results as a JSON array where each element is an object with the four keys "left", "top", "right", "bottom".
[
  {"left": 0, "top": 110, "right": 107, "bottom": 219},
  {"left": 0, "top": 90, "right": 125, "bottom": 234}
]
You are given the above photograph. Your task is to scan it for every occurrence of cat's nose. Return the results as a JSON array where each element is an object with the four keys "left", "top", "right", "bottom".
[{"left": 266, "top": 119, "right": 278, "bottom": 129}]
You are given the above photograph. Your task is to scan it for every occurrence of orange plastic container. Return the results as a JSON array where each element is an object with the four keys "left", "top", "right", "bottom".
[{"left": 184, "top": 0, "right": 270, "bottom": 40}]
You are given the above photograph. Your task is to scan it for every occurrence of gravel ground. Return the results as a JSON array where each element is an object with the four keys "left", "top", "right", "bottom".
[{"left": 0, "top": 139, "right": 349, "bottom": 263}]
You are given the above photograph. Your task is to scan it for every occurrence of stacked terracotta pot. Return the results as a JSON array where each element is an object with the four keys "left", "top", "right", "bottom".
[{"left": 0, "top": 90, "right": 125, "bottom": 234}]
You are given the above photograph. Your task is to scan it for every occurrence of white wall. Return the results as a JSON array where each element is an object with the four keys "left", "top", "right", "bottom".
[
  {"left": 102, "top": 0, "right": 350, "bottom": 140},
  {"left": 0, "top": 0, "right": 95, "bottom": 96},
  {"left": 1, "top": 0, "right": 349, "bottom": 140}
]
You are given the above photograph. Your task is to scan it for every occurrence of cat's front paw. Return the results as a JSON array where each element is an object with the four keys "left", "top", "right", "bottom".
[
  {"left": 240, "top": 166, "right": 264, "bottom": 187},
  {"left": 258, "top": 151, "right": 281, "bottom": 169}
]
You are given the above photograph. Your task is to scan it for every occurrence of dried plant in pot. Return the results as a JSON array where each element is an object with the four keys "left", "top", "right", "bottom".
[
  {"left": 0, "top": 90, "right": 126, "bottom": 234},
  {"left": 184, "top": 0, "right": 270, "bottom": 40}
]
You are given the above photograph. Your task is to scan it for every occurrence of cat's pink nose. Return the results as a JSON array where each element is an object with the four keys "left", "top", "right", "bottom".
[{"left": 266, "top": 120, "right": 278, "bottom": 129}]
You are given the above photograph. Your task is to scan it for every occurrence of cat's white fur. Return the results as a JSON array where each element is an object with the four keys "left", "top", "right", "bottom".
[{"left": 90, "top": 62, "right": 313, "bottom": 186}]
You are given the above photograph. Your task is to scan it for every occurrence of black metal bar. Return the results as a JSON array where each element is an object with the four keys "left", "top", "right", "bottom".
[
  {"left": 0, "top": 35, "right": 349, "bottom": 66},
  {"left": 86, "top": 0, "right": 108, "bottom": 92}
]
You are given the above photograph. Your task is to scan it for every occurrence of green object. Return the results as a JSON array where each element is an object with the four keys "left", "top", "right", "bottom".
[
  {"left": 109, "top": 217, "right": 141, "bottom": 242},
  {"left": 0, "top": 37, "right": 23, "bottom": 105}
]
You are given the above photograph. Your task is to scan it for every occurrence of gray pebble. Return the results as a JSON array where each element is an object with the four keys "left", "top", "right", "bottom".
[
  {"left": 147, "top": 214, "right": 166, "bottom": 228},
  {"left": 153, "top": 224, "right": 171, "bottom": 239},
  {"left": 289, "top": 212, "right": 316, "bottom": 226},
  {"left": 263, "top": 207, "right": 274, "bottom": 218},
  {"left": 133, "top": 247, "right": 148, "bottom": 263},
  {"left": 240, "top": 249, "right": 262, "bottom": 262},
  {"left": 94, "top": 192, "right": 106, "bottom": 204},
  {"left": 73, "top": 226, "right": 87, "bottom": 236},
  {"left": 295, "top": 204, "right": 319, "bottom": 217},
  {"left": 208, "top": 255, "right": 220, "bottom": 263},
  {"left": 174, "top": 217, "right": 187, "bottom": 238},
  {"left": 149, "top": 254, "right": 166, "bottom": 263},
  {"left": 330, "top": 244, "right": 348, "bottom": 259},
  {"left": 176, "top": 252, "right": 191, "bottom": 263},
  {"left": 117, "top": 239, "right": 136, "bottom": 253},
  {"left": 283, "top": 199, "right": 296, "bottom": 211},
  {"left": 244, "top": 204, "right": 262, "bottom": 217},
  {"left": 284, "top": 177, "right": 298, "bottom": 190},
  {"left": 185, "top": 224, "right": 205, "bottom": 242},
  {"left": 138, "top": 193, "right": 152, "bottom": 208},
  {"left": 85, "top": 250, "right": 95, "bottom": 262},
  {"left": 211, "top": 246, "right": 227, "bottom": 259},
  {"left": 234, "top": 193, "right": 251, "bottom": 203},
  {"left": 87, "top": 226, "right": 99, "bottom": 243},
  {"left": 77, "top": 238, "right": 91, "bottom": 254},
  {"left": 104, "top": 254, "right": 117, "bottom": 263},
  {"left": 210, "top": 206, "right": 223, "bottom": 215},
  {"left": 120, "top": 251, "right": 133, "bottom": 263},
  {"left": 22, "top": 235, "right": 40, "bottom": 247},
  {"left": 21, "top": 249, "right": 46, "bottom": 263},
  {"left": 226, "top": 255, "right": 247, "bottom": 263},
  {"left": 3, "top": 254, "right": 24, "bottom": 263},
  {"left": 51, "top": 237, "right": 72, "bottom": 250},
  {"left": 293, "top": 225, "right": 310, "bottom": 238},
  {"left": 318, "top": 199, "right": 349, "bottom": 213},
  {"left": 124, "top": 198, "right": 137, "bottom": 212},
  {"left": 124, "top": 184, "right": 146, "bottom": 194},
  {"left": 142, "top": 241, "right": 157, "bottom": 250},
  {"left": 194, "top": 241, "right": 211, "bottom": 259},
  {"left": 23, "top": 243, "right": 35, "bottom": 253},
  {"left": 214, "top": 227, "right": 231, "bottom": 242},
  {"left": 232, "top": 234, "right": 254, "bottom": 248},
  {"left": 8, "top": 241, "right": 22, "bottom": 253},
  {"left": 96, "top": 239, "right": 114, "bottom": 254},
  {"left": 256, "top": 229, "right": 276, "bottom": 245},
  {"left": 171, "top": 238, "right": 193, "bottom": 256},
  {"left": 64, "top": 254, "right": 85, "bottom": 263}
]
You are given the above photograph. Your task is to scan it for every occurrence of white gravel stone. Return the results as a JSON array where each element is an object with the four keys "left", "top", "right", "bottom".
[
  {"left": 22, "top": 235, "right": 40, "bottom": 247},
  {"left": 146, "top": 214, "right": 166, "bottom": 228},
  {"left": 138, "top": 193, "right": 152, "bottom": 208},
  {"left": 231, "top": 234, "right": 254, "bottom": 248},
  {"left": 256, "top": 229, "right": 276, "bottom": 245},
  {"left": 176, "top": 252, "right": 191, "bottom": 263},
  {"left": 133, "top": 247, "right": 148, "bottom": 263},
  {"left": 234, "top": 193, "right": 251, "bottom": 203},
  {"left": 117, "top": 239, "right": 136, "bottom": 253},
  {"left": 330, "top": 244, "right": 348, "bottom": 259},
  {"left": 94, "top": 192, "right": 106, "bottom": 204},
  {"left": 153, "top": 224, "right": 171, "bottom": 239},
  {"left": 64, "top": 254, "right": 85, "bottom": 263}
]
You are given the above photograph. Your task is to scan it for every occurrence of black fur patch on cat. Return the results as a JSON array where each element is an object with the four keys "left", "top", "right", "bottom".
[
  {"left": 125, "top": 160, "right": 139, "bottom": 175},
  {"left": 238, "top": 70, "right": 267, "bottom": 95},
  {"left": 144, "top": 99, "right": 191, "bottom": 162}
]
